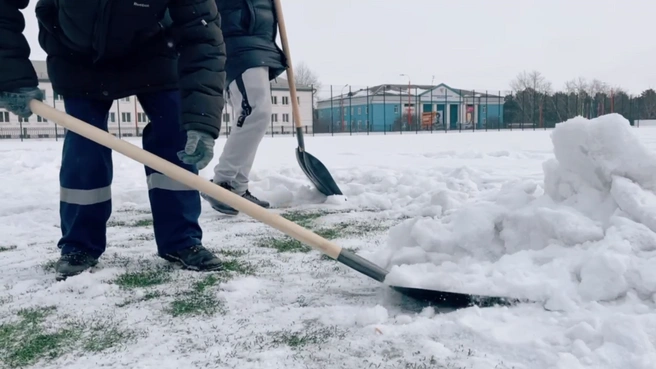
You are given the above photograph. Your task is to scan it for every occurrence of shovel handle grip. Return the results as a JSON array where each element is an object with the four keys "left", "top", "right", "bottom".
[{"left": 29, "top": 100, "right": 343, "bottom": 259}]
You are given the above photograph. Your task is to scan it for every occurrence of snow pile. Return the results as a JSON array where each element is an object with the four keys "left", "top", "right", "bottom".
[{"left": 375, "top": 114, "right": 656, "bottom": 308}]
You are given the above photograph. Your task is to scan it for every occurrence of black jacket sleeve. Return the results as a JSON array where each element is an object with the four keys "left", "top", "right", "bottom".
[
  {"left": 168, "top": 0, "right": 227, "bottom": 139},
  {"left": 0, "top": 0, "right": 38, "bottom": 92}
]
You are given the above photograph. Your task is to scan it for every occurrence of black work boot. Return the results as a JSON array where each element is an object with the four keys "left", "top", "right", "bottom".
[
  {"left": 55, "top": 251, "right": 99, "bottom": 281},
  {"left": 201, "top": 180, "right": 270, "bottom": 216},
  {"left": 159, "top": 245, "right": 223, "bottom": 271}
]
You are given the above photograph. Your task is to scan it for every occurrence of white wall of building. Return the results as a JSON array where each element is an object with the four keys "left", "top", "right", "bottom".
[{"left": 0, "top": 79, "right": 314, "bottom": 139}]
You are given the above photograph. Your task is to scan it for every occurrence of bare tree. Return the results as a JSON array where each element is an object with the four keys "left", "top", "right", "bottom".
[
  {"left": 294, "top": 62, "right": 322, "bottom": 106},
  {"left": 509, "top": 70, "right": 553, "bottom": 125},
  {"left": 510, "top": 70, "right": 553, "bottom": 94}
]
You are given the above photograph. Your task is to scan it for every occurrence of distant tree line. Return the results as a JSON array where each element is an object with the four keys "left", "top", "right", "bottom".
[{"left": 503, "top": 70, "right": 655, "bottom": 127}]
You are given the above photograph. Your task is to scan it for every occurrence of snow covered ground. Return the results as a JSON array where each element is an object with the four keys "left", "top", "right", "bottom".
[{"left": 1, "top": 114, "right": 655, "bottom": 368}]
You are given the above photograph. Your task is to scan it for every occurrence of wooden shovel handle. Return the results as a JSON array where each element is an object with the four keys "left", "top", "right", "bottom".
[
  {"left": 273, "top": 0, "right": 303, "bottom": 130},
  {"left": 29, "top": 100, "right": 342, "bottom": 259}
]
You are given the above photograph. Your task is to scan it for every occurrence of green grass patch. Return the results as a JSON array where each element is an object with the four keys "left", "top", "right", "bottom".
[
  {"left": 166, "top": 274, "right": 226, "bottom": 318},
  {"left": 131, "top": 218, "right": 153, "bottom": 227},
  {"left": 280, "top": 210, "right": 328, "bottom": 228},
  {"left": 167, "top": 293, "right": 224, "bottom": 318},
  {"left": 192, "top": 274, "right": 221, "bottom": 293},
  {"left": 40, "top": 260, "right": 57, "bottom": 272},
  {"left": 113, "top": 268, "right": 172, "bottom": 289},
  {"left": 268, "top": 325, "right": 346, "bottom": 349},
  {"left": 0, "top": 306, "right": 136, "bottom": 368},
  {"left": 0, "top": 245, "right": 17, "bottom": 253},
  {"left": 107, "top": 218, "right": 153, "bottom": 228},
  {"left": 258, "top": 236, "right": 311, "bottom": 253},
  {"left": 115, "top": 290, "right": 163, "bottom": 308},
  {"left": 315, "top": 221, "right": 388, "bottom": 240},
  {"left": 220, "top": 259, "right": 257, "bottom": 276},
  {"left": 82, "top": 320, "right": 137, "bottom": 353}
]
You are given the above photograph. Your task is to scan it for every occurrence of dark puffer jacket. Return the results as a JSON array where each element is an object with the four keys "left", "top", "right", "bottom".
[
  {"left": 216, "top": 0, "right": 287, "bottom": 85},
  {"left": 0, "top": 0, "right": 39, "bottom": 91},
  {"left": 0, "top": 0, "right": 227, "bottom": 138}
]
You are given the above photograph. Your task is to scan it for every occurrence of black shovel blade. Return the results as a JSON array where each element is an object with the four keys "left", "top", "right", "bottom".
[
  {"left": 334, "top": 249, "right": 530, "bottom": 311},
  {"left": 296, "top": 148, "right": 343, "bottom": 197},
  {"left": 390, "top": 285, "right": 530, "bottom": 309}
]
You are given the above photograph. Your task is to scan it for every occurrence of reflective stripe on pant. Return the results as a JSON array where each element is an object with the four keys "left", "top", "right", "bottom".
[
  {"left": 139, "top": 90, "right": 202, "bottom": 254},
  {"left": 212, "top": 66, "right": 271, "bottom": 195},
  {"left": 58, "top": 97, "right": 114, "bottom": 258},
  {"left": 57, "top": 90, "right": 202, "bottom": 257}
]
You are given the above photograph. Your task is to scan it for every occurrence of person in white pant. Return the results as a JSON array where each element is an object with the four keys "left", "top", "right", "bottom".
[{"left": 202, "top": 0, "right": 288, "bottom": 215}]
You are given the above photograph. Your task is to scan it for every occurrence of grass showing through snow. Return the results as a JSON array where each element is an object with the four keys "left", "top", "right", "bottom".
[
  {"left": 0, "top": 306, "right": 136, "bottom": 368},
  {"left": 0, "top": 246, "right": 17, "bottom": 253},
  {"left": 257, "top": 209, "right": 391, "bottom": 254}
]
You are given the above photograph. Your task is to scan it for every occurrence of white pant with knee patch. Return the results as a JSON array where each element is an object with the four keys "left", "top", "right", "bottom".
[{"left": 212, "top": 66, "right": 271, "bottom": 195}]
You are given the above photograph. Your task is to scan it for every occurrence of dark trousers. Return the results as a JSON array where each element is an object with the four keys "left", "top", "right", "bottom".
[{"left": 57, "top": 90, "right": 203, "bottom": 258}]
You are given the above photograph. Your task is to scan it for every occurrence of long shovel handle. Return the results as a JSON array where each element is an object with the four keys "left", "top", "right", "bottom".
[
  {"left": 273, "top": 0, "right": 305, "bottom": 148},
  {"left": 29, "top": 100, "right": 342, "bottom": 259}
]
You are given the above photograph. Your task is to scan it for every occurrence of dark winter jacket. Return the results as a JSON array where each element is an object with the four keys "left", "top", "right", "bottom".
[
  {"left": 0, "top": 0, "right": 227, "bottom": 138},
  {"left": 216, "top": 0, "right": 287, "bottom": 85},
  {"left": 0, "top": 0, "right": 39, "bottom": 92}
]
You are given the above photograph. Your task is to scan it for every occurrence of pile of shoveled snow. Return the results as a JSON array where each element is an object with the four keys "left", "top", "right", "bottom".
[
  {"left": 364, "top": 114, "right": 656, "bottom": 368},
  {"left": 372, "top": 114, "right": 656, "bottom": 307}
]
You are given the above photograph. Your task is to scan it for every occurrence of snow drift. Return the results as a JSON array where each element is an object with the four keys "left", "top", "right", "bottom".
[{"left": 375, "top": 114, "right": 656, "bottom": 308}]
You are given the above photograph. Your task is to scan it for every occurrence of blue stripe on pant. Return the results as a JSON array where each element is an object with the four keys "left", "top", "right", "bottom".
[{"left": 57, "top": 90, "right": 203, "bottom": 258}]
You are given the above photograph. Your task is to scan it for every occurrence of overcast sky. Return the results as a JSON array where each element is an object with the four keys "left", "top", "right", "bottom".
[{"left": 20, "top": 0, "right": 655, "bottom": 95}]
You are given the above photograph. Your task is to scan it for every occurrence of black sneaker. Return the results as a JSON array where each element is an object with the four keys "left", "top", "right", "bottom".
[
  {"left": 201, "top": 180, "right": 270, "bottom": 215},
  {"left": 55, "top": 251, "right": 99, "bottom": 281},
  {"left": 159, "top": 245, "right": 223, "bottom": 271},
  {"left": 243, "top": 189, "right": 270, "bottom": 208}
]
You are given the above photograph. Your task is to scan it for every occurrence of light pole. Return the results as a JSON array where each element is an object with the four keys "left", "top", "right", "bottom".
[
  {"left": 400, "top": 74, "right": 412, "bottom": 130},
  {"left": 340, "top": 84, "right": 348, "bottom": 132}
]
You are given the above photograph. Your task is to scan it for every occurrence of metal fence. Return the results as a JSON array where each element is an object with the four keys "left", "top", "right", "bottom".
[
  {"left": 2, "top": 85, "right": 654, "bottom": 141},
  {"left": 0, "top": 124, "right": 315, "bottom": 141},
  {"left": 311, "top": 84, "right": 655, "bottom": 135}
]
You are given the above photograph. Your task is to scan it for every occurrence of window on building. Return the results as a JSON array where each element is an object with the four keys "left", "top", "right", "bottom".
[
  {"left": 54, "top": 92, "right": 63, "bottom": 101},
  {"left": 110, "top": 112, "right": 116, "bottom": 123},
  {"left": 0, "top": 112, "right": 8, "bottom": 122},
  {"left": 137, "top": 112, "right": 148, "bottom": 123},
  {"left": 122, "top": 97, "right": 130, "bottom": 102},
  {"left": 37, "top": 115, "right": 47, "bottom": 123},
  {"left": 122, "top": 112, "right": 131, "bottom": 122},
  {"left": 394, "top": 105, "right": 399, "bottom": 114},
  {"left": 271, "top": 113, "right": 278, "bottom": 122},
  {"left": 357, "top": 107, "right": 361, "bottom": 115},
  {"left": 271, "top": 96, "right": 278, "bottom": 105},
  {"left": 283, "top": 113, "right": 289, "bottom": 122},
  {"left": 365, "top": 106, "right": 368, "bottom": 114},
  {"left": 223, "top": 113, "right": 230, "bottom": 122},
  {"left": 18, "top": 116, "right": 28, "bottom": 123},
  {"left": 282, "top": 96, "right": 289, "bottom": 105}
]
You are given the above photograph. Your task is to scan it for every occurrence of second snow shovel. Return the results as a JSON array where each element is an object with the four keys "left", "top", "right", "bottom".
[
  {"left": 30, "top": 100, "right": 528, "bottom": 310},
  {"left": 273, "top": 0, "right": 343, "bottom": 197}
]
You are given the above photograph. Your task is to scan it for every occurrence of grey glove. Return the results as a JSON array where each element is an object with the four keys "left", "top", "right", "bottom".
[
  {"left": 177, "top": 130, "right": 215, "bottom": 170},
  {"left": 0, "top": 87, "right": 44, "bottom": 118}
]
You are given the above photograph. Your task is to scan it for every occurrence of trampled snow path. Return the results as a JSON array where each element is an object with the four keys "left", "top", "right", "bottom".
[{"left": 1, "top": 117, "right": 655, "bottom": 368}]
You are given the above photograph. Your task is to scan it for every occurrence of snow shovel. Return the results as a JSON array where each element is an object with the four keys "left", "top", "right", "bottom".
[
  {"left": 30, "top": 100, "right": 526, "bottom": 310},
  {"left": 273, "top": 0, "right": 343, "bottom": 197}
]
